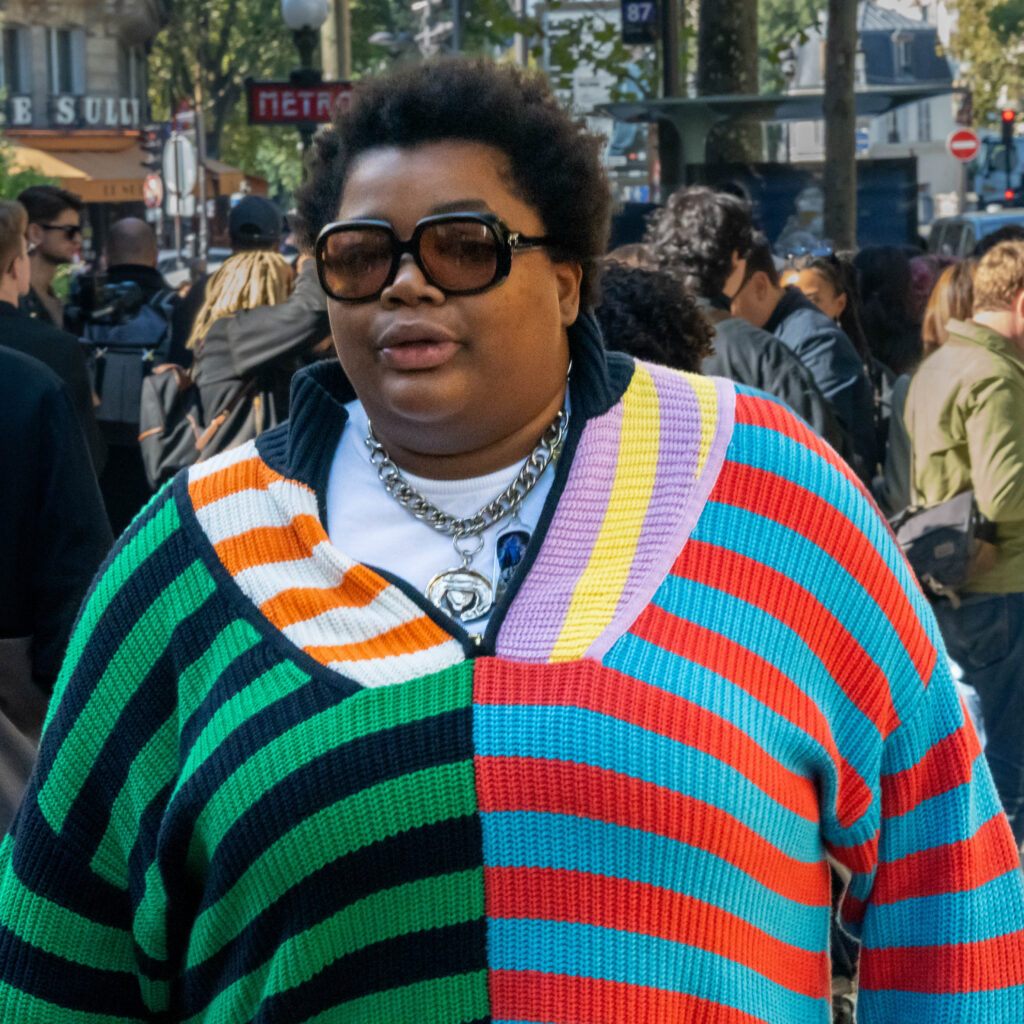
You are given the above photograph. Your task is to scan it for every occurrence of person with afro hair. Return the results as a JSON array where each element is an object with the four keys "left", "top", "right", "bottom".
[{"left": 2, "top": 58, "right": 1021, "bottom": 1024}]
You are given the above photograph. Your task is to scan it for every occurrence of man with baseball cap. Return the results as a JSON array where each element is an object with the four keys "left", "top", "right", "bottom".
[{"left": 228, "top": 195, "right": 284, "bottom": 249}]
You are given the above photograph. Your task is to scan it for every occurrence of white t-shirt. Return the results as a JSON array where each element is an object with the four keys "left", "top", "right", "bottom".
[{"left": 325, "top": 400, "right": 556, "bottom": 632}]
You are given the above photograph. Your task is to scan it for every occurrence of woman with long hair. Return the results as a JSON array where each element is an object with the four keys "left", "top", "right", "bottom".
[
  {"left": 782, "top": 252, "right": 890, "bottom": 477},
  {"left": 920, "top": 258, "right": 976, "bottom": 357}
]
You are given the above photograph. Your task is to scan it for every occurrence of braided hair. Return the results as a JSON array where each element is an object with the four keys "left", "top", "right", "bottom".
[{"left": 187, "top": 251, "right": 295, "bottom": 351}]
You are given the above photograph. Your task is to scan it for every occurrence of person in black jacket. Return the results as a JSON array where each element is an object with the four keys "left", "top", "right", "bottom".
[
  {"left": 644, "top": 186, "right": 848, "bottom": 455},
  {"left": 0, "top": 346, "right": 112, "bottom": 826},
  {"left": 0, "top": 200, "right": 106, "bottom": 474},
  {"left": 83, "top": 217, "right": 180, "bottom": 533},
  {"left": 730, "top": 238, "right": 877, "bottom": 480},
  {"left": 17, "top": 185, "right": 83, "bottom": 330}
]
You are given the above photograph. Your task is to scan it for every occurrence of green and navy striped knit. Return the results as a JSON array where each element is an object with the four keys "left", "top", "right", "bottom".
[{"left": 1, "top": 322, "right": 1022, "bottom": 1023}]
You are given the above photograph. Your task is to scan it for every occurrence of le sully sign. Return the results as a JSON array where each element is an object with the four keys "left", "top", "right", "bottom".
[{"left": 4, "top": 95, "right": 143, "bottom": 129}]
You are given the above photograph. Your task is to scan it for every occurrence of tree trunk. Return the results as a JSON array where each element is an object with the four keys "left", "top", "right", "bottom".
[
  {"left": 823, "top": 0, "right": 857, "bottom": 249},
  {"left": 696, "top": 0, "right": 759, "bottom": 163}
]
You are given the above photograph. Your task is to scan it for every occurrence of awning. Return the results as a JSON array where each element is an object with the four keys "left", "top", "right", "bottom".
[{"left": 8, "top": 141, "right": 264, "bottom": 204}]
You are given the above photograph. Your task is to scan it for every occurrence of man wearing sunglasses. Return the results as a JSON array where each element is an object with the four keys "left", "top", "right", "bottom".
[
  {"left": 0, "top": 199, "right": 104, "bottom": 474},
  {"left": 17, "top": 185, "right": 83, "bottom": 329}
]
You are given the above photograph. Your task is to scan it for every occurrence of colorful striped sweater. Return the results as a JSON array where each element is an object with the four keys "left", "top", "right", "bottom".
[{"left": 1, "top": 321, "right": 1022, "bottom": 1024}]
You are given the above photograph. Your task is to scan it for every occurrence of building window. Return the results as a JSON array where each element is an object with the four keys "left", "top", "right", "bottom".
[
  {"left": 48, "top": 28, "right": 85, "bottom": 95},
  {"left": 887, "top": 111, "right": 900, "bottom": 144},
  {"left": 120, "top": 45, "right": 148, "bottom": 100},
  {"left": 918, "top": 101, "right": 931, "bottom": 142},
  {"left": 1, "top": 26, "right": 31, "bottom": 94},
  {"left": 895, "top": 34, "right": 913, "bottom": 76}
]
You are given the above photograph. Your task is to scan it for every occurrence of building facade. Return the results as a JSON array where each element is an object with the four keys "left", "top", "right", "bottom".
[
  {"left": 1, "top": 0, "right": 249, "bottom": 254},
  {"left": 2, "top": 0, "right": 157, "bottom": 137},
  {"left": 785, "top": 1, "right": 960, "bottom": 224}
]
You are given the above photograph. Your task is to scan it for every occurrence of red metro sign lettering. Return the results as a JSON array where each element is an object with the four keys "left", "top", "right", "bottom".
[{"left": 247, "top": 81, "right": 353, "bottom": 126}]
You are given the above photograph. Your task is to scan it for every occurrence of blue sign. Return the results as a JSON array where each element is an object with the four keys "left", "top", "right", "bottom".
[
  {"left": 855, "top": 128, "right": 870, "bottom": 154},
  {"left": 621, "top": 0, "right": 657, "bottom": 44}
]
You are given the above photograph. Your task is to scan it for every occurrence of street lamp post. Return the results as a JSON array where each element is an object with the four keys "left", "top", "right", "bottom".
[{"left": 281, "top": 0, "right": 330, "bottom": 151}]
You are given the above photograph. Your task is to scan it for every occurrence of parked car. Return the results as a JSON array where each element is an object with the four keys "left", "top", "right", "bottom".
[
  {"left": 157, "top": 248, "right": 232, "bottom": 288},
  {"left": 926, "top": 211, "right": 1024, "bottom": 259}
]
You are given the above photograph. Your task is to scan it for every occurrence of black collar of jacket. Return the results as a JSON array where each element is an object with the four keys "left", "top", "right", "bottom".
[
  {"left": 763, "top": 285, "right": 816, "bottom": 335},
  {"left": 105, "top": 264, "right": 171, "bottom": 295},
  {"left": 0, "top": 301, "right": 25, "bottom": 318},
  {"left": 255, "top": 310, "right": 634, "bottom": 520}
]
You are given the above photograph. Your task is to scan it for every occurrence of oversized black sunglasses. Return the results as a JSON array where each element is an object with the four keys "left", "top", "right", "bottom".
[
  {"left": 314, "top": 212, "right": 552, "bottom": 302},
  {"left": 38, "top": 223, "right": 82, "bottom": 240}
]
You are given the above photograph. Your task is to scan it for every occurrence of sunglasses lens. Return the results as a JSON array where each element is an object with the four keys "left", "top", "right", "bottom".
[
  {"left": 419, "top": 219, "right": 498, "bottom": 292},
  {"left": 321, "top": 227, "right": 394, "bottom": 300}
]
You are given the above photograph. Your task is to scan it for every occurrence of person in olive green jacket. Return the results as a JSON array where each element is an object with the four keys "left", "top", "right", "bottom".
[{"left": 905, "top": 240, "right": 1024, "bottom": 847}]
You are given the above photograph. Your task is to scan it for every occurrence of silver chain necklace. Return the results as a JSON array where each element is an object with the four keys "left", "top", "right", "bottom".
[{"left": 365, "top": 408, "right": 568, "bottom": 623}]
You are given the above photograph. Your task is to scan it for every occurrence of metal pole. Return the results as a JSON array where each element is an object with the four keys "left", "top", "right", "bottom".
[
  {"left": 451, "top": 0, "right": 461, "bottom": 54},
  {"left": 512, "top": 0, "right": 528, "bottom": 65},
  {"left": 661, "top": 0, "right": 681, "bottom": 99},
  {"left": 195, "top": 80, "right": 208, "bottom": 262},
  {"left": 173, "top": 137, "right": 183, "bottom": 268}
]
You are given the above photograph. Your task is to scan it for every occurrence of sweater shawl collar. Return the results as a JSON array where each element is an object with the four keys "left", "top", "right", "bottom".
[{"left": 185, "top": 313, "right": 736, "bottom": 687}]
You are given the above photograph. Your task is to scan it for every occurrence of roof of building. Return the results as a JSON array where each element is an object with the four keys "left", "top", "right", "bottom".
[{"left": 858, "top": 3, "right": 931, "bottom": 33}]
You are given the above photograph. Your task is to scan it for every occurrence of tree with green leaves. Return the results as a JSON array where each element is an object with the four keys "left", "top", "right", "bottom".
[
  {"left": 758, "top": 0, "right": 821, "bottom": 91},
  {"left": 955, "top": 0, "right": 1024, "bottom": 126},
  {"left": 149, "top": 0, "right": 303, "bottom": 161}
]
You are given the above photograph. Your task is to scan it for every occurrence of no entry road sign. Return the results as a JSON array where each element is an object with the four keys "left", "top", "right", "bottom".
[{"left": 947, "top": 129, "right": 981, "bottom": 162}]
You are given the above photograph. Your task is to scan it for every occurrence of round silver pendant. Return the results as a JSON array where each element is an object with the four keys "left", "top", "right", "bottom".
[{"left": 425, "top": 567, "right": 493, "bottom": 623}]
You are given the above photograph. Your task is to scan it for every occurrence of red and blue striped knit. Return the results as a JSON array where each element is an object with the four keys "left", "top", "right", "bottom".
[{"left": 0, "top": 337, "right": 1021, "bottom": 1024}]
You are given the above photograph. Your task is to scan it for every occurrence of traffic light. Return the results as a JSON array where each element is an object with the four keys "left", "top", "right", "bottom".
[
  {"left": 1002, "top": 109, "right": 1016, "bottom": 147},
  {"left": 140, "top": 125, "right": 164, "bottom": 173}
]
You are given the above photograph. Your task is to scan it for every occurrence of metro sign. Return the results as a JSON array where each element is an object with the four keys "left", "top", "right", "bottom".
[
  {"left": 247, "top": 80, "right": 352, "bottom": 126},
  {"left": 947, "top": 128, "right": 981, "bottom": 162}
]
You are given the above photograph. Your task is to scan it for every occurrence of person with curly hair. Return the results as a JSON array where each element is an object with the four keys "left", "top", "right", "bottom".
[
  {"left": 645, "top": 186, "right": 846, "bottom": 455},
  {"left": 2, "top": 59, "right": 1022, "bottom": 1024},
  {"left": 595, "top": 259, "right": 714, "bottom": 371}
]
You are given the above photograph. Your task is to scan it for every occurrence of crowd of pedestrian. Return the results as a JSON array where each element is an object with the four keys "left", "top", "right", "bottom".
[
  {"left": 614, "top": 184, "right": 1024, "bottom": 857},
  {"left": 0, "top": 56, "right": 1022, "bottom": 1024}
]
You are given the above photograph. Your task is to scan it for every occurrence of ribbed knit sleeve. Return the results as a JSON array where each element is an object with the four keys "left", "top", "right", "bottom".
[
  {"left": 855, "top": 662, "right": 1024, "bottom": 1021},
  {"left": 717, "top": 388, "right": 1024, "bottom": 1023},
  {"left": 0, "top": 483, "right": 193, "bottom": 1021}
]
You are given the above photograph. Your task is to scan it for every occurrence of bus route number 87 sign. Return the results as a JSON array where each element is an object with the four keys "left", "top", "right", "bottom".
[{"left": 621, "top": 0, "right": 658, "bottom": 44}]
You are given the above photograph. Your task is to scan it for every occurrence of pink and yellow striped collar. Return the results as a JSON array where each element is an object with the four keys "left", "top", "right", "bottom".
[{"left": 495, "top": 362, "right": 735, "bottom": 662}]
